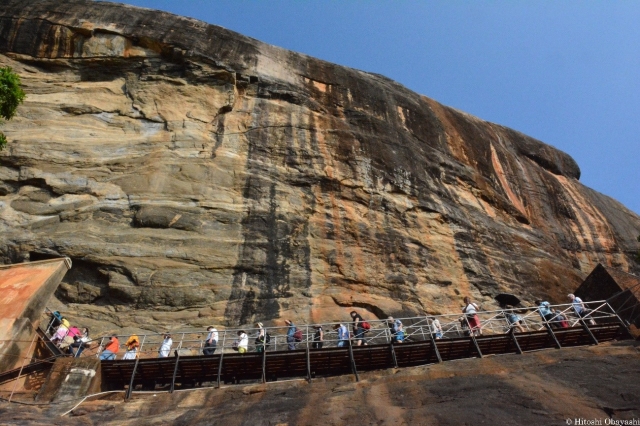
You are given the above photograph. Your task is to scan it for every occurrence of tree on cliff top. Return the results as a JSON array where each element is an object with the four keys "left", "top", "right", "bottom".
[{"left": 0, "top": 67, "right": 25, "bottom": 150}]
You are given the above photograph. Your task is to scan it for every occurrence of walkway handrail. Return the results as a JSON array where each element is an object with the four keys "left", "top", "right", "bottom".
[{"left": 43, "top": 300, "right": 622, "bottom": 361}]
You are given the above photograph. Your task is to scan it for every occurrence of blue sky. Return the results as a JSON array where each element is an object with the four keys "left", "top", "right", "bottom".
[{"left": 112, "top": 1, "right": 639, "bottom": 215}]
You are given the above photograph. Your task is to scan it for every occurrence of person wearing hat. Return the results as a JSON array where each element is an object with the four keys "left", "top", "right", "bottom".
[
  {"left": 255, "top": 322, "right": 267, "bottom": 353},
  {"left": 203, "top": 326, "right": 218, "bottom": 355}
]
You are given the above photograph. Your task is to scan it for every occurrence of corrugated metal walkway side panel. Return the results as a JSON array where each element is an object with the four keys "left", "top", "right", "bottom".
[{"left": 100, "top": 323, "right": 628, "bottom": 392}]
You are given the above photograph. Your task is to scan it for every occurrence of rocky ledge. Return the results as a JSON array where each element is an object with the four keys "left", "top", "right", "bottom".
[{"left": 0, "top": 0, "right": 639, "bottom": 333}]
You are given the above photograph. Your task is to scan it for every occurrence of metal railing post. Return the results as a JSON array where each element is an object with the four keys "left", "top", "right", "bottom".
[
  {"left": 8, "top": 333, "right": 37, "bottom": 402},
  {"left": 508, "top": 327, "right": 523, "bottom": 355},
  {"left": 216, "top": 330, "right": 226, "bottom": 389},
  {"left": 138, "top": 335, "right": 146, "bottom": 357},
  {"left": 579, "top": 319, "right": 598, "bottom": 345},
  {"left": 427, "top": 319, "right": 443, "bottom": 363},
  {"left": 305, "top": 325, "right": 311, "bottom": 382},
  {"left": 543, "top": 318, "right": 562, "bottom": 349},
  {"left": 386, "top": 326, "right": 399, "bottom": 368},
  {"left": 125, "top": 357, "right": 140, "bottom": 400},
  {"left": 606, "top": 302, "right": 633, "bottom": 338},
  {"left": 169, "top": 350, "right": 180, "bottom": 393},
  {"left": 464, "top": 315, "right": 483, "bottom": 358},
  {"left": 262, "top": 327, "right": 267, "bottom": 384},
  {"left": 347, "top": 334, "right": 359, "bottom": 382}
]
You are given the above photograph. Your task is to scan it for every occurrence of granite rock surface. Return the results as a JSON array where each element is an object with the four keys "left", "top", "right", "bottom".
[{"left": 0, "top": 0, "right": 639, "bottom": 333}]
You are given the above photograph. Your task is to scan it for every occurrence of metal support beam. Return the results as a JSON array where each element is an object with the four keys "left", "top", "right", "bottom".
[
  {"left": 607, "top": 302, "right": 634, "bottom": 339},
  {"left": 580, "top": 320, "right": 598, "bottom": 345},
  {"left": 217, "top": 332, "right": 226, "bottom": 388},
  {"left": 544, "top": 323, "right": 562, "bottom": 349},
  {"left": 8, "top": 334, "right": 37, "bottom": 402},
  {"left": 169, "top": 350, "right": 180, "bottom": 393},
  {"left": 347, "top": 338, "right": 359, "bottom": 382},
  {"left": 469, "top": 334, "right": 483, "bottom": 358},
  {"left": 125, "top": 357, "right": 140, "bottom": 400},
  {"left": 389, "top": 342, "right": 399, "bottom": 368},
  {"left": 262, "top": 346, "right": 267, "bottom": 384},
  {"left": 463, "top": 315, "right": 483, "bottom": 358},
  {"left": 508, "top": 329, "right": 523, "bottom": 355},
  {"left": 305, "top": 347, "right": 312, "bottom": 383},
  {"left": 429, "top": 333, "right": 443, "bottom": 363}
]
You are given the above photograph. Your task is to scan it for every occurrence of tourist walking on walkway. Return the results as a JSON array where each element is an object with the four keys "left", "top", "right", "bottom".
[
  {"left": 68, "top": 327, "right": 90, "bottom": 357},
  {"left": 122, "top": 334, "right": 140, "bottom": 359},
  {"left": 254, "top": 322, "right": 268, "bottom": 353},
  {"left": 312, "top": 325, "right": 324, "bottom": 349},
  {"left": 536, "top": 300, "right": 559, "bottom": 329},
  {"left": 429, "top": 317, "right": 443, "bottom": 339},
  {"left": 503, "top": 306, "right": 525, "bottom": 333},
  {"left": 203, "top": 326, "right": 218, "bottom": 355},
  {"left": 158, "top": 333, "right": 172, "bottom": 358},
  {"left": 569, "top": 294, "right": 596, "bottom": 325},
  {"left": 350, "top": 311, "right": 368, "bottom": 346},
  {"left": 99, "top": 334, "right": 119, "bottom": 360},
  {"left": 285, "top": 320, "right": 297, "bottom": 350},
  {"left": 387, "top": 316, "right": 404, "bottom": 343},
  {"left": 334, "top": 323, "right": 349, "bottom": 347},
  {"left": 236, "top": 330, "right": 248, "bottom": 354},
  {"left": 462, "top": 297, "right": 482, "bottom": 336}
]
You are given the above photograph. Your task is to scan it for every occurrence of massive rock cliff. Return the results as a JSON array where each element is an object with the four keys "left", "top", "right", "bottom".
[{"left": 0, "top": 0, "right": 639, "bottom": 332}]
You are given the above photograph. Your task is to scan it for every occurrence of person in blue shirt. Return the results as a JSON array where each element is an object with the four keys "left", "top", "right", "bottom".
[
  {"left": 285, "top": 319, "right": 296, "bottom": 350},
  {"left": 334, "top": 323, "right": 349, "bottom": 347},
  {"left": 569, "top": 294, "right": 596, "bottom": 325},
  {"left": 536, "top": 300, "right": 559, "bottom": 329}
]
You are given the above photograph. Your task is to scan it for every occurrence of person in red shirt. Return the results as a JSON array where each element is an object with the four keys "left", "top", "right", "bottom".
[{"left": 99, "top": 334, "right": 119, "bottom": 360}]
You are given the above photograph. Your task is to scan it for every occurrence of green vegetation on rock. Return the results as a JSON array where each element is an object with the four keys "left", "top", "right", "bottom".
[{"left": 0, "top": 67, "right": 26, "bottom": 150}]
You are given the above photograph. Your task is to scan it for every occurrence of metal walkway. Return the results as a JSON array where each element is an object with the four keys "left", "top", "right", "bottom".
[
  {"left": 101, "top": 323, "right": 628, "bottom": 395},
  {"left": 94, "top": 301, "right": 631, "bottom": 397}
]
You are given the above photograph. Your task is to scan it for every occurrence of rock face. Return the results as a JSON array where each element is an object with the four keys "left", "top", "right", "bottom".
[{"left": 0, "top": 0, "right": 639, "bottom": 332}]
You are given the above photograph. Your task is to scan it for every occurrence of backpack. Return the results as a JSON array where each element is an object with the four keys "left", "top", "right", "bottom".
[
  {"left": 293, "top": 328, "right": 303, "bottom": 342},
  {"left": 361, "top": 321, "right": 371, "bottom": 331},
  {"left": 394, "top": 319, "right": 403, "bottom": 333},
  {"left": 265, "top": 332, "right": 271, "bottom": 343}
]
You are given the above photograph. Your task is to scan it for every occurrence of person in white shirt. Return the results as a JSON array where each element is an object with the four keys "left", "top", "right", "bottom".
[
  {"left": 158, "top": 333, "right": 172, "bottom": 358},
  {"left": 569, "top": 294, "right": 595, "bottom": 325},
  {"left": 462, "top": 297, "right": 482, "bottom": 336},
  {"left": 429, "top": 317, "right": 443, "bottom": 339},
  {"left": 236, "top": 330, "right": 248, "bottom": 354}
]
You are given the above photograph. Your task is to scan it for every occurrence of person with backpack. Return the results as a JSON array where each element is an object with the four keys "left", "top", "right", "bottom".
[
  {"left": 387, "top": 316, "right": 404, "bottom": 343},
  {"left": 203, "top": 326, "right": 218, "bottom": 355},
  {"left": 255, "top": 322, "right": 270, "bottom": 353},
  {"left": 285, "top": 320, "right": 297, "bottom": 350},
  {"left": 350, "top": 311, "right": 368, "bottom": 346},
  {"left": 312, "top": 325, "right": 324, "bottom": 349},
  {"left": 334, "top": 323, "right": 349, "bottom": 347},
  {"left": 462, "top": 297, "right": 482, "bottom": 336}
]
